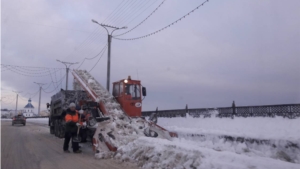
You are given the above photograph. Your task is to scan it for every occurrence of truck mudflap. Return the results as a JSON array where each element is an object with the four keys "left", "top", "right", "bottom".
[{"left": 93, "top": 116, "right": 177, "bottom": 157}]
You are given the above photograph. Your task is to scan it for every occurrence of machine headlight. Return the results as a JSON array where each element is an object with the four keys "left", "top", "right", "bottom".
[{"left": 124, "top": 79, "right": 128, "bottom": 83}]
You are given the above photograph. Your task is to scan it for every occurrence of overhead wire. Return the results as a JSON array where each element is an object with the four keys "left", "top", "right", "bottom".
[
  {"left": 89, "top": 46, "right": 108, "bottom": 72},
  {"left": 112, "top": 0, "right": 150, "bottom": 27},
  {"left": 62, "top": 0, "right": 164, "bottom": 71},
  {"left": 60, "top": 69, "right": 63, "bottom": 89},
  {"left": 77, "top": 44, "right": 108, "bottom": 69},
  {"left": 122, "top": 0, "right": 159, "bottom": 26},
  {"left": 115, "top": 0, "right": 165, "bottom": 37},
  {"left": 62, "top": 0, "right": 134, "bottom": 61},
  {"left": 101, "top": 0, "right": 130, "bottom": 24},
  {"left": 1, "top": 97, "right": 16, "bottom": 105},
  {"left": 48, "top": 70, "right": 60, "bottom": 93},
  {"left": 105, "top": 0, "right": 139, "bottom": 26},
  {"left": 113, "top": 0, "right": 210, "bottom": 41},
  {"left": 2, "top": 65, "right": 62, "bottom": 77},
  {"left": 0, "top": 64, "right": 64, "bottom": 70},
  {"left": 115, "top": 0, "right": 158, "bottom": 27},
  {"left": 42, "top": 74, "right": 66, "bottom": 93}
]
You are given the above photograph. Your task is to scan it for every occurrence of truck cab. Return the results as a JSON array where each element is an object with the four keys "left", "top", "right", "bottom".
[{"left": 112, "top": 76, "right": 146, "bottom": 117}]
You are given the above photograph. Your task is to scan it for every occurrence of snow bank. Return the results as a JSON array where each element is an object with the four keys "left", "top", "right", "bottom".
[
  {"left": 115, "top": 137, "right": 300, "bottom": 169},
  {"left": 158, "top": 115, "right": 300, "bottom": 141}
]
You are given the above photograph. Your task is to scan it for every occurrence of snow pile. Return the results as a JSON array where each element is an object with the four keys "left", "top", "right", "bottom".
[
  {"left": 93, "top": 112, "right": 173, "bottom": 159},
  {"left": 115, "top": 137, "right": 202, "bottom": 169},
  {"left": 158, "top": 115, "right": 300, "bottom": 141},
  {"left": 115, "top": 137, "right": 300, "bottom": 169}
]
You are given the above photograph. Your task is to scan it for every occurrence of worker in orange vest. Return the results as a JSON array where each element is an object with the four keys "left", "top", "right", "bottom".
[{"left": 63, "top": 103, "right": 82, "bottom": 153}]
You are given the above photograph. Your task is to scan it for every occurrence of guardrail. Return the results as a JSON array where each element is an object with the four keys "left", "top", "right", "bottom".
[
  {"left": 25, "top": 116, "right": 49, "bottom": 119},
  {"left": 142, "top": 103, "right": 300, "bottom": 119}
]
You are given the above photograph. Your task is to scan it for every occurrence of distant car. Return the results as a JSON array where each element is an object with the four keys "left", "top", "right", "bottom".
[{"left": 12, "top": 115, "right": 26, "bottom": 126}]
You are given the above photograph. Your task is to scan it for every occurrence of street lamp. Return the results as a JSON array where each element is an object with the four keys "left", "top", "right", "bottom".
[
  {"left": 91, "top": 19, "right": 127, "bottom": 92},
  {"left": 56, "top": 60, "right": 78, "bottom": 90}
]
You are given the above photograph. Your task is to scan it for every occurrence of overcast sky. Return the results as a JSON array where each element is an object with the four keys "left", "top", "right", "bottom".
[{"left": 1, "top": 0, "right": 300, "bottom": 112}]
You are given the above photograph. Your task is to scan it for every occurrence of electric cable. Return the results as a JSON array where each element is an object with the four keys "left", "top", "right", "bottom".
[{"left": 114, "top": 0, "right": 210, "bottom": 41}]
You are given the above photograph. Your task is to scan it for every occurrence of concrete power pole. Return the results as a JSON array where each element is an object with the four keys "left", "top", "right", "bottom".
[
  {"left": 12, "top": 91, "right": 22, "bottom": 115},
  {"left": 91, "top": 19, "right": 127, "bottom": 92},
  {"left": 34, "top": 82, "right": 45, "bottom": 116},
  {"left": 56, "top": 60, "right": 78, "bottom": 90}
]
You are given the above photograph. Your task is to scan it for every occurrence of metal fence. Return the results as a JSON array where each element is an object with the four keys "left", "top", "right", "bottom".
[{"left": 142, "top": 104, "right": 300, "bottom": 119}]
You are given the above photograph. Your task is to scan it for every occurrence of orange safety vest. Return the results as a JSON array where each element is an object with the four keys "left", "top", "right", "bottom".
[{"left": 65, "top": 111, "right": 83, "bottom": 125}]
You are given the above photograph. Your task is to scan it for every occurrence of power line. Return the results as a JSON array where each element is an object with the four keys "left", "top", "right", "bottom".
[
  {"left": 115, "top": 0, "right": 166, "bottom": 37},
  {"left": 12, "top": 66, "right": 56, "bottom": 75},
  {"left": 1, "top": 97, "right": 16, "bottom": 105},
  {"left": 42, "top": 75, "right": 65, "bottom": 93},
  {"left": 115, "top": 0, "right": 158, "bottom": 27},
  {"left": 114, "top": 0, "right": 210, "bottom": 41},
  {"left": 121, "top": 0, "right": 159, "bottom": 28},
  {"left": 48, "top": 70, "right": 60, "bottom": 93},
  {"left": 0, "top": 64, "right": 64, "bottom": 70},
  {"left": 2, "top": 65, "right": 62, "bottom": 77},
  {"left": 62, "top": 0, "right": 133, "bottom": 61},
  {"left": 22, "top": 89, "right": 40, "bottom": 98},
  {"left": 77, "top": 44, "right": 108, "bottom": 69},
  {"left": 102, "top": 0, "right": 130, "bottom": 24},
  {"left": 105, "top": 0, "right": 139, "bottom": 26},
  {"left": 89, "top": 46, "right": 108, "bottom": 72},
  {"left": 62, "top": 0, "right": 158, "bottom": 67},
  {"left": 112, "top": 0, "right": 150, "bottom": 26},
  {"left": 42, "top": 74, "right": 66, "bottom": 90}
]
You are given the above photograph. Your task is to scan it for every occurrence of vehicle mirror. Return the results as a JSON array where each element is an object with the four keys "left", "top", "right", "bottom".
[
  {"left": 142, "top": 87, "right": 147, "bottom": 96},
  {"left": 46, "top": 103, "right": 50, "bottom": 108}
]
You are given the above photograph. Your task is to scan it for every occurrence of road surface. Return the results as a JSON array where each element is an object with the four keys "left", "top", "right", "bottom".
[{"left": 1, "top": 120, "right": 138, "bottom": 169}]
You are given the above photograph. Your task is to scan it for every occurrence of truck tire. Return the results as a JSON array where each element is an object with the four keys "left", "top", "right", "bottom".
[
  {"left": 54, "top": 120, "right": 59, "bottom": 137},
  {"left": 50, "top": 126, "right": 55, "bottom": 134},
  {"left": 58, "top": 120, "right": 65, "bottom": 138}
]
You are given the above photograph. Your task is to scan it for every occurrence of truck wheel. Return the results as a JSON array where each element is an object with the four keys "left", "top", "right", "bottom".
[
  {"left": 54, "top": 120, "right": 59, "bottom": 137},
  {"left": 50, "top": 126, "right": 55, "bottom": 134},
  {"left": 58, "top": 120, "right": 65, "bottom": 138},
  {"left": 12, "top": 123, "right": 14, "bottom": 126}
]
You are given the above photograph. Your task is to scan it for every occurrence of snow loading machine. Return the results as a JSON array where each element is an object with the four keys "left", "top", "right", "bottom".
[{"left": 47, "top": 70, "right": 177, "bottom": 156}]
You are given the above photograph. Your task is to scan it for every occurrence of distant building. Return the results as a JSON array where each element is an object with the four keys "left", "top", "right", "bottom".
[{"left": 22, "top": 98, "right": 35, "bottom": 117}]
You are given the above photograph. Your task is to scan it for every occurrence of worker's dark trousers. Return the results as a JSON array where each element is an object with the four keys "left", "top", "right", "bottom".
[{"left": 63, "top": 132, "right": 79, "bottom": 152}]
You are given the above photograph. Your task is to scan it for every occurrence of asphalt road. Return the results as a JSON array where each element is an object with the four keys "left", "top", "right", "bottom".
[{"left": 1, "top": 120, "right": 138, "bottom": 169}]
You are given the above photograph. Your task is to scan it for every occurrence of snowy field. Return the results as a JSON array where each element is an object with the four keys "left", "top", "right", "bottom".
[{"left": 157, "top": 114, "right": 300, "bottom": 141}]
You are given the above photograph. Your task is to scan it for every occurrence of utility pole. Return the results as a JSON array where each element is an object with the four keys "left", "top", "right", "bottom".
[
  {"left": 34, "top": 82, "right": 45, "bottom": 116},
  {"left": 56, "top": 60, "right": 78, "bottom": 90},
  {"left": 12, "top": 91, "right": 22, "bottom": 115},
  {"left": 91, "top": 19, "right": 127, "bottom": 92}
]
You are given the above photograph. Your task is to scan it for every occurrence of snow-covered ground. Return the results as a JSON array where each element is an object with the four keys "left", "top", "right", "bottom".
[
  {"left": 116, "top": 137, "right": 300, "bottom": 169},
  {"left": 4, "top": 116, "right": 300, "bottom": 168},
  {"left": 26, "top": 118, "right": 49, "bottom": 124},
  {"left": 158, "top": 114, "right": 300, "bottom": 141},
  {"left": 115, "top": 115, "right": 300, "bottom": 168}
]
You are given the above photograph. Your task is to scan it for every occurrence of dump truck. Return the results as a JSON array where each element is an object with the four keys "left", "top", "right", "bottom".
[{"left": 47, "top": 70, "right": 177, "bottom": 156}]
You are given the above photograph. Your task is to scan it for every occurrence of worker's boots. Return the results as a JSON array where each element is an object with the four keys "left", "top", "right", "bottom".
[{"left": 74, "top": 150, "right": 82, "bottom": 153}]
